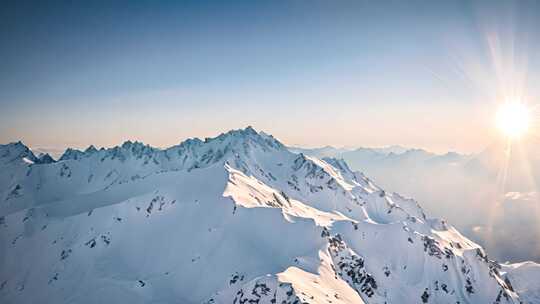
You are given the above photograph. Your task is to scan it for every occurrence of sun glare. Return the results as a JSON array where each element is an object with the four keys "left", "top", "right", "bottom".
[{"left": 496, "top": 102, "right": 530, "bottom": 138}]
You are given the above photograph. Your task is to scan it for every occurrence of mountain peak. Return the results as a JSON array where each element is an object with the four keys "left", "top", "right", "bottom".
[
  {"left": 59, "top": 148, "right": 85, "bottom": 161},
  {"left": 36, "top": 153, "right": 55, "bottom": 164},
  {"left": 84, "top": 145, "right": 98, "bottom": 154},
  {"left": 120, "top": 140, "right": 151, "bottom": 151},
  {"left": 240, "top": 125, "right": 258, "bottom": 135},
  {"left": 212, "top": 126, "right": 259, "bottom": 140},
  {"left": 198, "top": 126, "right": 285, "bottom": 152},
  {"left": 4, "top": 140, "right": 29, "bottom": 150},
  {"left": 0, "top": 141, "right": 38, "bottom": 163}
]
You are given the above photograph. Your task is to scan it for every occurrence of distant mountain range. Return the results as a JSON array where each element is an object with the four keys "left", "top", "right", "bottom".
[
  {"left": 1, "top": 127, "right": 539, "bottom": 303},
  {"left": 290, "top": 145, "right": 411, "bottom": 158}
]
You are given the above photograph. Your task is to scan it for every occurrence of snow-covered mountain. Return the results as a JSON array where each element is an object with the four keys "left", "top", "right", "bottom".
[
  {"left": 1, "top": 127, "right": 539, "bottom": 303},
  {"left": 31, "top": 147, "right": 65, "bottom": 160},
  {"left": 294, "top": 143, "right": 540, "bottom": 264}
]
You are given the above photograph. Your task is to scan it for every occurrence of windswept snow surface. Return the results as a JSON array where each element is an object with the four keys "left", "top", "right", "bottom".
[{"left": 0, "top": 127, "right": 539, "bottom": 303}]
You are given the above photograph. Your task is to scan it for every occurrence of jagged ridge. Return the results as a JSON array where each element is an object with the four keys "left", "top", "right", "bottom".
[{"left": 0, "top": 127, "right": 538, "bottom": 304}]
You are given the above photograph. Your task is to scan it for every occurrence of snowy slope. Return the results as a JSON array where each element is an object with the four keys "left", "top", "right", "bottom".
[
  {"left": 294, "top": 143, "right": 540, "bottom": 264},
  {"left": 0, "top": 127, "right": 539, "bottom": 304}
]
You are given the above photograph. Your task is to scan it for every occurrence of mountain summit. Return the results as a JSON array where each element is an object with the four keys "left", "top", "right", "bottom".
[{"left": 0, "top": 127, "right": 538, "bottom": 304}]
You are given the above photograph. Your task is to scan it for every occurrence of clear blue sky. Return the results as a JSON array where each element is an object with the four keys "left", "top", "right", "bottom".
[{"left": 1, "top": 0, "right": 539, "bottom": 152}]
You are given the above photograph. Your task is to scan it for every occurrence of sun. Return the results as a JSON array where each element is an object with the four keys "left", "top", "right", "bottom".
[{"left": 496, "top": 102, "right": 530, "bottom": 138}]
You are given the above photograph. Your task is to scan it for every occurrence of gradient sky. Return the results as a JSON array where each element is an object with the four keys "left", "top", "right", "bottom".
[{"left": 1, "top": 0, "right": 540, "bottom": 153}]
